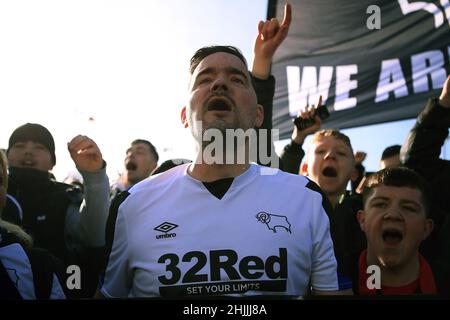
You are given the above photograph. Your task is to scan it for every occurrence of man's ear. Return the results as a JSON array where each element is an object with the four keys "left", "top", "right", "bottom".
[
  {"left": 423, "top": 219, "right": 434, "bottom": 240},
  {"left": 357, "top": 210, "right": 366, "bottom": 231},
  {"left": 300, "top": 162, "right": 308, "bottom": 176},
  {"left": 255, "top": 104, "right": 264, "bottom": 128},
  {"left": 181, "top": 107, "right": 188, "bottom": 128}
]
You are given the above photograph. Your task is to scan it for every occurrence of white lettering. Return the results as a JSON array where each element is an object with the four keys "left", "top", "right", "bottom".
[
  {"left": 202, "top": 128, "right": 224, "bottom": 165},
  {"left": 442, "top": 0, "right": 450, "bottom": 26},
  {"left": 259, "top": 129, "right": 279, "bottom": 176},
  {"left": 184, "top": 304, "right": 217, "bottom": 317},
  {"left": 193, "top": 124, "right": 278, "bottom": 173},
  {"left": 225, "top": 128, "right": 257, "bottom": 165},
  {"left": 66, "top": 265, "right": 81, "bottom": 290},
  {"left": 411, "top": 50, "right": 447, "bottom": 93},
  {"left": 366, "top": 265, "right": 381, "bottom": 290},
  {"left": 334, "top": 65, "right": 358, "bottom": 111},
  {"left": 287, "top": 66, "right": 333, "bottom": 116},
  {"left": 366, "top": 5, "right": 381, "bottom": 29},
  {"left": 375, "top": 59, "right": 408, "bottom": 102},
  {"left": 398, "top": 0, "right": 445, "bottom": 28}
]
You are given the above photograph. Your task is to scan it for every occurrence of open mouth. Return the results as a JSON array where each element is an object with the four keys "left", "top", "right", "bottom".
[
  {"left": 322, "top": 166, "right": 338, "bottom": 177},
  {"left": 126, "top": 162, "right": 137, "bottom": 171},
  {"left": 207, "top": 98, "right": 232, "bottom": 112},
  {"left": 382, "top": 229, "right": 403, "bottom": 246},
  {"left": 20, "top": 160, "right": 36, "bottom": 167}
]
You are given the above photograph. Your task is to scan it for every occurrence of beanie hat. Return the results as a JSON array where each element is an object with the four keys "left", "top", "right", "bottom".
[{"left": 7, "top": 123, "right": 56, "bottom": 165}]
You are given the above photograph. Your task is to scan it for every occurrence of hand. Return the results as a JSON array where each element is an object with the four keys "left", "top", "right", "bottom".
[
  {"left": 252, "top": 2, "right": 292, "bottom": 79},
  {"left": 291, "top": 96, "right": 322, "bottom": 145},
  {"left": 68, "top": 135, "right": 104, "bottom": 173},
  {"left": 354, "top": 151, "right": 367, "bottom": 164},
  {"left": 439, "top": 75, "right": 450, "bottom": 108}
]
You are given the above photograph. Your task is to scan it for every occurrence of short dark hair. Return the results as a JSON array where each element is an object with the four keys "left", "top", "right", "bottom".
[
  {"left": 152, "top": 158, "right": 192, "bottom": 176},
  {"left": 312, "top": 129, "right": 355, "bottom": 160},
  {"left": 381, "top": 145, "right": 401, "bottom": 160},
  {"left": 361, "top": 167, "right": 431, "bottom": 217},
  {"left": 130, "top": 139, "right": 159, "bottom": 162},
  {"left": 190, "top": 45, "right": 249, "bottom": 75}
]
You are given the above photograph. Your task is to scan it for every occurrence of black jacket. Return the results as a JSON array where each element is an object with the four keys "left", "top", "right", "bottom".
[
  {"left": 253, "top": 75, "right": 306, "bottom": 173},
  {"left": 401, "top": 98, "right": 450, "bottom": 263},
  {"left": 254, "top": 75, "right": 281, "bottom": 169},
  {"left": 4, "top": 167, "right": 82, "bottom": 263}
]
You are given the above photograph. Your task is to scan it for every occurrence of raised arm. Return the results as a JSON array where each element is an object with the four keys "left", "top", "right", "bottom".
[
  {"left": 400, "top": 75, "right": 450, "bottom": 179},
  {"left": 252, "top": 3, "right": 291, "bottom": 169},
  {"left": 252, "top": 2, "right": 291, "bottom": 80},
  {"left": 66, "top": 135, "right": 110, "bottom": 247}
]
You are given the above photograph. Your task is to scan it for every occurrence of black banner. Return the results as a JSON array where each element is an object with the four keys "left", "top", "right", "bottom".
[{"left": 269, "top": 0, "right": 450, "bottom": 139}]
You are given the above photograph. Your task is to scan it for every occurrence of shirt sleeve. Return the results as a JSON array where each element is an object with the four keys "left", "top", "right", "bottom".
[
  {"left": 100, "top": 202, "right": 131, "bottom": 298},
  {"left": 309, "top": 201, "right": 339, "bottom": 292},
  {"left": 401, "top": 98, "right": 450, "bottom": 180},
  {"left": 252, "top": 75, "right": 283, "bottom": 169},
  {"left": 65, "top": 165, "right": 110, "bottom": 248},
  {"left": 280, "top": 141, "right": 305, "bottom": 175}
]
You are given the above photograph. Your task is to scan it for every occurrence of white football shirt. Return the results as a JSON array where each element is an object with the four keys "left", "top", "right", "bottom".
[{"left": 101, "top": 163, "right": 338, "bottom": 298}]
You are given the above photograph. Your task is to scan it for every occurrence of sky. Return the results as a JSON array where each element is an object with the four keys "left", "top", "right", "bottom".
[
  {"left": 1, "top": 0, "right": 448, "bottom": 182},
  {"left": 0, "top": 0, "right": 268, "bottom": 181}
]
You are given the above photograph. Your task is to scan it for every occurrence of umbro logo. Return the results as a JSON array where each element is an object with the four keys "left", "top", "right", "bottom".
[{"left": 154, "top": 222, "right": 178, "bottom": 239}]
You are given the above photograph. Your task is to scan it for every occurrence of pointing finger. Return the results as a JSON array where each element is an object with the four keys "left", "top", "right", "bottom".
[
  {"left": 281, "top": 2, "right": 292, "bottom": 29},
  {"left": 274, "top": 2, "right": 292, "bottom": 43}
]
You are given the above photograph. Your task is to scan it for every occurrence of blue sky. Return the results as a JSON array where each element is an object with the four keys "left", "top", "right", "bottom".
[
  {"left": 0, "top": 0, "right": 447, "bottom": 179},
  {"left": 0, "top": 0, "right": 267, "bottom": 180}
]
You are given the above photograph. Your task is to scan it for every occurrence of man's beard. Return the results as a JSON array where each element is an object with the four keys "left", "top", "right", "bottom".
[{"left": 201, "top": 113, "right": 246, "bottom": 149}]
